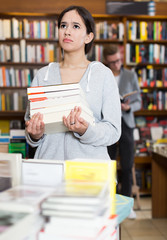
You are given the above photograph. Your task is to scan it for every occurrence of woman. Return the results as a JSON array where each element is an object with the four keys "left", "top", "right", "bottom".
[{"left": 25, "top": 5, "right": 121, "bottom": 160}]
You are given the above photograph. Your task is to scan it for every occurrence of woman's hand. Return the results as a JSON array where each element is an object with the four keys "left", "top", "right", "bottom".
[
  {"left": 63, "top": 106, "right": 89, "bottom": 136},
  {"left": 25, "top": 113, "right": 45, "bottom": 140}
]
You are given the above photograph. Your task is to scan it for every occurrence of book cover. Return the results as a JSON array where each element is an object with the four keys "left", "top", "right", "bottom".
[
  {"left": 120, "top": 90, "right": 139, "bottom": 103},
  {"left": 22, "top": 159, "right": 65, "bottom": 187},
  {"left": 65, "top": 159, "right": 117, "bottom": 214},
  {"left": 27, "top": 82, "right": 81, "bottom": 95}
]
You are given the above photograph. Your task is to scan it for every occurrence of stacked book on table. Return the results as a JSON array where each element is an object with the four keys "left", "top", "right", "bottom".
[
  {"left": 0, "top": 184, "right": 55, "bottom": 240},
  {"left": 39, "top": 181, "right": 117, "bottom": 240},
  {"left": 27, "top": 83, "right": 95, "bottom": 134}
]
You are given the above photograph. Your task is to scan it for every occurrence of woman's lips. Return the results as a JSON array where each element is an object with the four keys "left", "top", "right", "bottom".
[{"left": 63, "top": 38, "right": 73, "bottom": 42}]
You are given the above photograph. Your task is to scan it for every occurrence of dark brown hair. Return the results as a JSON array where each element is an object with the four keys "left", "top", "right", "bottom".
[
  {"left": 103, "top": 44, "right": 119, "bottom": 60},
  {"left": 58, "top": 5, "right": 95, "bottom": 54}
]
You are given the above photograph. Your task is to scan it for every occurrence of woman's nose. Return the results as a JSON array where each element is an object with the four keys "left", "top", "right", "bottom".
[{"left": 64, "top": 27, "right": 71, "bottom": 36}]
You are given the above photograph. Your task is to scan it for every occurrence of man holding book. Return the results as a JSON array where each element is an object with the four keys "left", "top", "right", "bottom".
[{"left": 103, "top": 44, "right": 141, "bottom": 218}]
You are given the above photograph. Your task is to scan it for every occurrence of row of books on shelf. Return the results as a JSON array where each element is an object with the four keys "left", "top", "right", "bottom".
[
  {"left": 0, "top": 18, "right": 58, "bottom": 40},
  {"left": 0, "top": 67, "right": 37, "bottom": 87},
  {"left": 95, "top": 21, "right": 124, "bottom": 40},
  {"left": 134, "top": 117, "right": 167, "bottom": 157},
  {"left": 0, "top": 154, "right": 118, "bottom": 240},
  {"left": 135, "top": 116, "right": 167, "bottom": 140},
  {"left": 136, "top": 67, "right": 167, "bottom": 87},
  {"left": 141, "top": 90, "right": 167, "bottom": 110},
  {"left": 0, "top": 41, "right": 59, "bottom": 63},
  {"left": 0, "top": 91, "right": 27, "bottom": 111},
  {"left": 126, "top": 43, "right": 167, "bottom": 65},
  {"left": 127, "top": 20, "right": 167, "bottom": 41},
  {"left": 0, "top": 128, "right": 28, "bottom": 159}
]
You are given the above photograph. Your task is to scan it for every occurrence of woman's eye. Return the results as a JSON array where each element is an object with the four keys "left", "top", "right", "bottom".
[
  {"left": 60, "top": 24, "right": 66, "bottom": 29},
  {"left": 73, "top": 24, "right": 80, "bottom": 29}
]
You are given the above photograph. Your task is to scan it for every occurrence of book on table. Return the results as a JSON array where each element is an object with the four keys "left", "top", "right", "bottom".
[
  {"left": 40, "top": 180, "right": 117, "bottom": 239},
  {"left": 64, "top": 158, "right": 117, "bottom": 215},
  {"left": 0, "top": 184, "right": 55, "bottom": 213},
  {"left": 21, "top": 159, "right": 65, "bottom": 188},
  {"left": 0, "top": 209, "right": 38, "bottom": 240},
  {"left": 0, "top": 153, "right": 22, "bottom": 191}
]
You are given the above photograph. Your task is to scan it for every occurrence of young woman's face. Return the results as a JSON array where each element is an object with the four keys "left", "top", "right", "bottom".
[{"left": 58, "top": 10, "right": 92, "bottom": 54}]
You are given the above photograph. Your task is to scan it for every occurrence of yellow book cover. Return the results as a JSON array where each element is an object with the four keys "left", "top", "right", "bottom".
[
  {"left": 65, "top": 159, "right": 116, "bottom": 214},
  {"left": 128, "top": 21, "right": 132, "bottom": 40},
  {"left": 0, "top": 120, "right": 10, "bottom": 134},
  {"left": 135, "top": 44, "right": 140, "bottom": 63},
  {"left": 140, "top": 21, "right": 147, "bottom": 40}
]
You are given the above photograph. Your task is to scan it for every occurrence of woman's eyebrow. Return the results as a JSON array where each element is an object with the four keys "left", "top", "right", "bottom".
[{"left": 73, "top": 22, "right": 81, "bottom": 26}]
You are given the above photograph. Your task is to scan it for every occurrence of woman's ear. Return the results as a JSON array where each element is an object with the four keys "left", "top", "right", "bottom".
[{"left": 85, "top": 32, "right": 94, "bottom": 44}]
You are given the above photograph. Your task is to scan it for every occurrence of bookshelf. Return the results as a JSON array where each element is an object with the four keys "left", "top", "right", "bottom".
[
  {"left": 0, "top": 13, "right": 60, "bottom": 121},
  {"left": 0, "top": 13, "right": 167, "bottom": 193}
]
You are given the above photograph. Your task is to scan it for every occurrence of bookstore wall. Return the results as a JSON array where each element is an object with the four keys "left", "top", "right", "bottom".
[{"left": 0, "top": 1, "right": 167, "bottom": 194}]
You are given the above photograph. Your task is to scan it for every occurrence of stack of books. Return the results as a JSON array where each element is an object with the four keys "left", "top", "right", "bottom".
[
  {"left": 40, "top": 181, "right": 117, "bottom": 240},
  {"left": 27, "top": 83, "right": 95, "bottom": 134},
  {"left": 0, "top": 209, "right": 42, "bottom": 240},
  {"left": 0, "top": 184, "right": 55, "bottom": 240}
]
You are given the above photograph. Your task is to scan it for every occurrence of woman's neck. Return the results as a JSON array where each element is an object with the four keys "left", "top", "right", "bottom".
[{"left": 60, "top": 52, "right": 90, "bottom": 69}]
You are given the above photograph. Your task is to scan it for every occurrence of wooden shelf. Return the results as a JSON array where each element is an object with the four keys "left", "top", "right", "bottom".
[
  {"left": 0, "top": 62, "right": 49, "bottom": 67},
  {"left": 94, "top": 39, "right": 123, "bottom": 44},
  {"left": 0, "top": 38, "right": 58, "bottom": 43},
  {"left": 140, "top": 86, "right": 167, "bottom": 90},
  {"left": 0, "top": 87, "right": 27, "bottom": 90},
  {"left": 127, "top": 40, "right": 167, "bottom": 44},
  {"left": 135, "top": 156, "right": 152, "bottom": 164},
  {"left": 126, "top": 63, "right": 167, "bottom": 68},
  {"left": 134, "top": 110, "right": 167, "bottom": 116},
  {"left": 0, "top": 110, "right": 25, "bottom": 120}
]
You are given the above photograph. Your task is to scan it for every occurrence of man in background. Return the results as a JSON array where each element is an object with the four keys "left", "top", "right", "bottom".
[{"left": 103, "top": 44, "right": 141, "bottom": 219}]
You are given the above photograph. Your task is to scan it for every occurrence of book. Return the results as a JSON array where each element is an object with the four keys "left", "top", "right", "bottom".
[
  {"left": 64, "top": 159, "right": 117, "bottom": 214},
  {"left": 29, "top": 93, "right": 88, "bottom": 110},
  {"left": 0, "top": 210, "right": 36, "bottom": 240},
  {"left": 0, "top": 185, "right": 55, "bottom": 213},
  {"left": 41, "top": 214, "right": 117, "bottom": 239},
  {"left": 0, "top": 153, "right": 22, "bottom": 188},
  {"left": 120, "top": 90, "right": 139, "bottom": 103},
  {"left": 39, "top": 214, "right": 117, "bottom": 240},
  {"left": 41, "top": 181, "right": 111, "bottom": 220},
  {"left": 43, "top": 181, "right": 109, "bottom": 206},
  {"left": 28, "top": 83, "right": 95, "bottom": 134},
  {"left": 27, "top": 82, "right": 82, "bottom": 95},
  {"left": 30, "top": 101, "right": 93, "bottom": 117},
  {"left": 22, "top": 159, "right": 65, "bottom": 187},
  {"left": 28, "top": 87, "right": 84, "bottom": 100}
]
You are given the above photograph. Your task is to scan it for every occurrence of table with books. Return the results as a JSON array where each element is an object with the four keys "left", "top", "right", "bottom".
[{"left": 0, "top": 155, "right": 134, "bottom": 240}]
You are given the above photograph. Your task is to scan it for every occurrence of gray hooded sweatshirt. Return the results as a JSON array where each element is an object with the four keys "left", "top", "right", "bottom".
[{"left": 25, "top": 61, "right": 121, "bottom": 160}]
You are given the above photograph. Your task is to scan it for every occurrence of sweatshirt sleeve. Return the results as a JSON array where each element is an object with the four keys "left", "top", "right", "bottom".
[
  {"left": 74, "top": 65, "right": 122, "bottom": 147},
  {"left": 129, "top": 72, "right": 142, "bottom": 113},
  {"left": 24, "top": 70, "right": 47, "bottom": 148}
]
